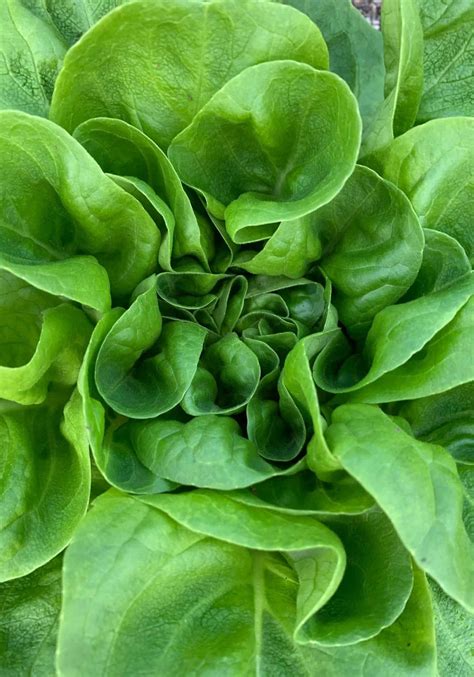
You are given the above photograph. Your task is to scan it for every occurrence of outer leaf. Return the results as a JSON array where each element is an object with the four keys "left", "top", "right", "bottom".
[
  {"left": 326, "top": 404, "right": 474, "bottom": 612},
  {"left": 247, "top": 470, "right": 374, "bottom": 516},
  {"left": 429, "top": 577, "right": 474, "bottom": 676},
  {"left": 0, "top": 255, "right": 111, "bottom": 313},
  {"left": 280, "top": 0, "right": 385, "bottom": 134},
  {"left": 143, "top": 493, "right": 412, "bottom": 647},
  {"left": 300, "top": 510, "right": 413, "bottom": 646},
  {"left": 314, "top": 273, "right": 474, "bottom": 401},
  {"left": 0, "top": 0, "right": 66, "bottom": 115},
  {"left": 400, "top": 384, "right": 474, "bottom": 465},
  {"left": 0, "top": 111, "right": 159, "bottom": 301},
  {"left": 0, "top": 391, "right": 90, "bottom": 581},
  {"left": 361, "top": 0, "right": 423, "bottom": 155},
  {"left": 0, "top": 555, "right": 62, "bottom": 676},
  {"left": 368, "top": 117, "right": 474, "bottom": 261},
  {"left": 50, "top": 0, "right": 329, "bottom": 147},
  {"left": 58, "top": 491, "right": 436, "bottom": 676},
  {"left": 0, "top": 272, "right": 92, "bottom": 405},
  {"left": 169, "top": 61, "right": 361, "bottom": 237},
  {"left": 43, "top": 0, "right": 127, "bottom": 45},
  {"left": 416, "top": 0, "right": 474, "bottom": 122}
]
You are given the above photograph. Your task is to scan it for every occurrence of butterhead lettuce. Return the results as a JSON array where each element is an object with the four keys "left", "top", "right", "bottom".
[{"left": 0, "top": 1, "right": 472, "bottom": 675}]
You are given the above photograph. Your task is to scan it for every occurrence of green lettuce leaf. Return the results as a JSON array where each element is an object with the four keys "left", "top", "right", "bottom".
[
  {"left": 327, "top": 404, "right": 474, "bottom": 612},
  {"left": 50, "top": 0, "right": 329, "bottom": 147}
]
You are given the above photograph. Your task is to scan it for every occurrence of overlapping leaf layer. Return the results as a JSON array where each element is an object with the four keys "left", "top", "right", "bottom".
[{"left": 0, "top": 1, "right": 472, "bottom": 675}]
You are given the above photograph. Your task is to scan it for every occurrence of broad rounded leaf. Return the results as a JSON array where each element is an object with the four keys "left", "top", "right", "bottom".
[
  {"left": 169, "top": 61, "right": 361, "bottom": 238},
  {"left": 50, "top": 0, "right": 329, "bottom": 147}
]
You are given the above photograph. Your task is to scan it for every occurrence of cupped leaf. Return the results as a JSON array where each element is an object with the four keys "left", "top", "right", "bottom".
[
  {"left": 280, "top": 0, "right": 385, "bottom": 136},
  {"left": 0, "top": 272, "right": 92, "bottom": 405},
  {"left": 50, "top": 0, "right": 329, "bottom": 147},
  {"left": 326, "top": 404, "right": 474, "bottom": 612},
  {"left": 73, "top": 117, "right": 213, "bottom": 270},
  {"left": 0, "top": 110, "right": 159, "bottom": 301},
  {"left": 416, "top": 0, "right": 474, "bottom": 122},
  {"left": 235, "top": 214, "right": 323, "bottom": 278},
  {"left": 316, "top": 165, "right": 424, "bottom": 337},
  {"left": 246, "top": 338, "right": 307, "bottom": 462},
  {"left": 300, "top": 510, "right": 413, "bottom": 646},
  {"left": 95, "top": 278, "right": 206, "bottom": 419},
  {"left": 182, "top": 334, "right": 260, "bottom": 415},
  {"left": 57, "top": 491, "right": 436, "bottom": 676},
  {"left": 368, "top": 117, "right": 474, "bottom": 261},
  {"left": 314, "top": 273, "right": 474, "bottom": 401},
  {"left": 349, "top": 295, "right": 474, "bottom": 403},
  {"left": 78, "top": 308, "right": 175, "bottom": 495},
  {"left": 0, "top": 390, "right": 90, "bottom": 581},
  {"left": 169, "top": 61, "right": 361, "bottom": 238},
  {"left": 401, "top": 229, "right": 471, "bottom": 302},
  {"left": 0, "top": 555, "right": 62, "bottom": 675}
]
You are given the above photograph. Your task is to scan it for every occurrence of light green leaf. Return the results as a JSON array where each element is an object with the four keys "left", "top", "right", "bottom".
[
  {"left": 182, "top": 334, "right": 260, "bottom": 415},
  {"left": 57, "top": 491, "right": 436, "bottom": 676},
  {"left": 368, "top": 117, "right": 474, "bottom": 261},
  {"left": 0, "top": 390, "right": 90, "bottom": 581},
  {"left": 400, "top": 384, "right": 474, "bottom": 465},
  {"left": 169, "top": 61, "right": 361, "bottom": 237},
  {"left": 78, "top": 308, "right": 175, "bottom": 494},
  {"left": 73, "top": 117, "right": 213, "bottom": 270},
  {"left": 247, "top": 470, "right": 374, "bottom": 516},
  {"left": 0, "top": 272, "right": 92, "bottom": 405},
  {"left": 50, "top": 0, "right": 329, "bottom": 147},
  {"left": 282, "top": 331, "right": 343, "bottom": 480},
  {"left": 121, "top": 415, "right": 303, "bottom": 490},
  {"left": 327, "top": 404, "right": 474, "bottom": 612},
  {"left": 300, "top": 510, "right": 413, "bottom": 645},
  {"left": 402, "top": 229, "right": 471, "bottom": 302},
  {"left": 314, "top": 273, "right": 474, "bottom": 401},
  {"left": 0, "top": 110, "right": 159, "bottom": 301},
  {"left": 43, "top": 0, "right": 128, "bottom": 45}
]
